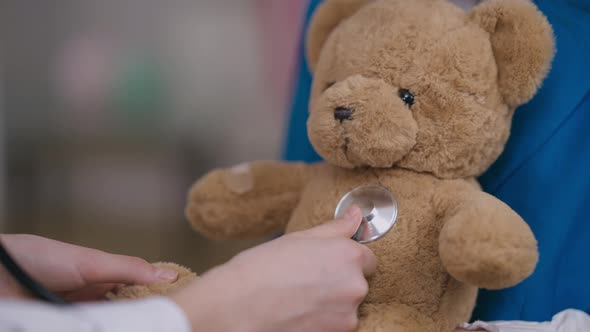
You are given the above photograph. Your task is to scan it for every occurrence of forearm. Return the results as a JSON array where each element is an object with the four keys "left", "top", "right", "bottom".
[
  {"left": 0, "top": 264, "right": 28, "bottom": 300},
  {"left": 0, "top": 234, "right": 30, "bottom": 299},
  {"left": 0, "top": 297, "right": 191, "bottom": 332}
]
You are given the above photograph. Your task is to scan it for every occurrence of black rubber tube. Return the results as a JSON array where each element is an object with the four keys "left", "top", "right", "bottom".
[{"left": 0, "top": 240, "right": 68, "bottom": 305}]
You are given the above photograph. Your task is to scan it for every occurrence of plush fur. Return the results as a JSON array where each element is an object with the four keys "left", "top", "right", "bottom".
[
  {"left": 107, "top": 262, "right": 197, "bottom": 300},
  {"left": 116, "top": 1, "right": 554, "bottom": 331}
]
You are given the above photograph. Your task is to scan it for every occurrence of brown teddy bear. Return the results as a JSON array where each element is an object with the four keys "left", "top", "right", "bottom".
[{"left": 114, "top": 0, "right": 555, "bottom": 330}]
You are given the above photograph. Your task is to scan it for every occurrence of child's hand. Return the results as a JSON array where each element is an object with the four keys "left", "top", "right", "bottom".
[
  {"left": 0, "top": 234, "right": 178, "bottom": 302},
  {"left": 172, "top": 206, "right": 376, "bottom": 332}
]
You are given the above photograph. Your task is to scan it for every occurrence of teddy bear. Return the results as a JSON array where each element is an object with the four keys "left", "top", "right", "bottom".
[{"left": 112, "top": 0, "right": 555, "bottom": 330}]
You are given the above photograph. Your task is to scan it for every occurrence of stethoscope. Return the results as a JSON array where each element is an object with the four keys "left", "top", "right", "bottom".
[
  {"left": 0, "top": 184, "right": 398, "bottom": 305},
  {"left": 334, "top": 184, "right": 399, "bottom": 243},
  {"left": 0, "top": 241, "right": 68, "bottom": 304}
]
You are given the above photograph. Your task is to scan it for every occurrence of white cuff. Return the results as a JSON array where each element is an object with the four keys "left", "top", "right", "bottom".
[
  {"left": 75, "top": 296, "right": 191, "bottom": 332},
  {"left": 460, "top": 309, "right": 590, "bottom": 332}
]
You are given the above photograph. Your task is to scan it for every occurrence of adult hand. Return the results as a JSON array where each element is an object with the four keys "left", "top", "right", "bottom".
[
  {"left": 0, "top": 234, "right": 178, "bottom": 302},
  {"left": 172, "top": 206, "right": 376, "bottom": 332}
]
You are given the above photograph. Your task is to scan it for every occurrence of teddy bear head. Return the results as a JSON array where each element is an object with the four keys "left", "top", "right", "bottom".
[{"left": 305, "top": 0, "right": 554, "bottom": 178}]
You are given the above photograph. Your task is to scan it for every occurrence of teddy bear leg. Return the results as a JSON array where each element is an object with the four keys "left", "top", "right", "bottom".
[{"left": 356, "top": 303, "right": 440, "bottom": 332}]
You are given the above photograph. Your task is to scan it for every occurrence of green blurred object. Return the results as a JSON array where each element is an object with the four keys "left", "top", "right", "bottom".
[{"left": 112, "top": 53, "right": 167, "bottom": 129}]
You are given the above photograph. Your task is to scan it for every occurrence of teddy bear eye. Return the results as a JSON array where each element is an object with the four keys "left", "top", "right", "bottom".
[
  {"left": 324, "top": 81, "right": 336, "bottom": 91},
  {"left": 398, "top": 89, "right": 415, "bottom": 107}
]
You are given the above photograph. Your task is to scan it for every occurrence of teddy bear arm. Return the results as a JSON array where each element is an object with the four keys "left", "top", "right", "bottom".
[
  {"left": 435, "top": 183, "right": 538, "bottom": 289},
  {"left": 186, "top": 161, "right": 314, "bottom": 240}
]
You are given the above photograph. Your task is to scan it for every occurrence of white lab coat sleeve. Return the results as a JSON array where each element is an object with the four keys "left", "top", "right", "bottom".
[{"left": 0, "top": 296, "right": 191, "bottom": 332}]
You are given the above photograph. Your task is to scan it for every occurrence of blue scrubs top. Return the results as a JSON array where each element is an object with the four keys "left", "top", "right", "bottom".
[{"left": 283, "top": 0, "right": 590, "bottom": 322}]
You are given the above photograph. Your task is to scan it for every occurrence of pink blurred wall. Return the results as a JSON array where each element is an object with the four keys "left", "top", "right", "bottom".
[{"left": 256, "top": 0, "right": 308, "bottom": 111}]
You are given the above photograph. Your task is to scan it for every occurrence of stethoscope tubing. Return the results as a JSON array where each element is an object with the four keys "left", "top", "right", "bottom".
[{"left": 0, "top": 240, "right": 68, "bottom": 305}]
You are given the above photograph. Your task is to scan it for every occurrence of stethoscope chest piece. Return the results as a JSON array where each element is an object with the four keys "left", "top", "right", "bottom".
[{"left": 334, "top": 184, "right": 398, "bottom": 244}]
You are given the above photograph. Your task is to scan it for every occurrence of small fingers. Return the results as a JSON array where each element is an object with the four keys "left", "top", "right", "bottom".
[
  {"left": 77, "top": 251, "right": 178, "bottom": 286},
  {"left": 301, "top": 206, "right": 363, "bottom": 239},
  {"left": 356, "top": 244, "right": 377, "bottom": 277},
  {"left": 294, "top": 205, "right": 376, "bottom": 277},
  {"left": 60, "top": 283, "right": 119, "bottom": 302}
]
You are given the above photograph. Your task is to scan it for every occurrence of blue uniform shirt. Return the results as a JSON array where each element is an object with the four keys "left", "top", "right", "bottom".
[
  {"left": 474, "top": 0, "right": 590, "bottom": 322},
  {"left": 283, "top": 0, "right": 590, "bottom": 322}
]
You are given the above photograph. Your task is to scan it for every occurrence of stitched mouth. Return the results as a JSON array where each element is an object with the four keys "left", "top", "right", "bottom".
[{"left": 343, "top": 137, "right": 352, "bottom": 163}]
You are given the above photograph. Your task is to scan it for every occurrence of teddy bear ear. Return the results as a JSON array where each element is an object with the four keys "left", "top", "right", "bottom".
[
  {"left": 306, "top": 0, "right": 370, "bottom": 73},
  {"left": 469, "top": 0, "right": 555, "bottom": 108}
]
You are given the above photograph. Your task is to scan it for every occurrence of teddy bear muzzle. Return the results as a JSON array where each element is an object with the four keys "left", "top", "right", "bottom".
[{"left": 308, "top": 75, "right": 419, "bottom": 169}]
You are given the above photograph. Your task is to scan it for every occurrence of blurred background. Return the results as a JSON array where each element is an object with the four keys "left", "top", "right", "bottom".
[{"left": 0, "top": 0, "right": 307, "bottom": 273}]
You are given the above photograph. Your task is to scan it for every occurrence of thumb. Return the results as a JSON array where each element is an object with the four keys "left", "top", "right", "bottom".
[{"left": 303, "top": 206, "right": 363, "bottom": 239}]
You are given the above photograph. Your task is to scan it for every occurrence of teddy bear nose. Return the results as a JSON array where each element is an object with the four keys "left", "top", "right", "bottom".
[{"left": 334, "top": 107, "right": 353, "bottom": 122}]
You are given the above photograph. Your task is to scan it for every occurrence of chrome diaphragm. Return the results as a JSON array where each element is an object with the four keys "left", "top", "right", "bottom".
[{"left": 334, "top": 184, "right": 398, "bottom": 244}]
